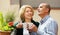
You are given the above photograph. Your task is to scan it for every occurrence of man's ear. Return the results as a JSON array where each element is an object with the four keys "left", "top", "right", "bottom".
[{"left": 46, "top": 8, "right": 49, "bottom": 13}]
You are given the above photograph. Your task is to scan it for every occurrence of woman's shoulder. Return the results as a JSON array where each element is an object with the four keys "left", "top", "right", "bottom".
[{"left": 31, "top": 20, "right": 39, "bottom": 27}]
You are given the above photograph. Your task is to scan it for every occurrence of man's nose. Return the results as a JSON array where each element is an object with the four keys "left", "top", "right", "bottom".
[
  {"left": 37, "top": 8, "right": 39, "bottom": 10},
  {"left": 37, "top": 8, "right": 40, "bottom": 11},
  {"left": 37, "top": 8, "right": 40, "bottom": 10}
]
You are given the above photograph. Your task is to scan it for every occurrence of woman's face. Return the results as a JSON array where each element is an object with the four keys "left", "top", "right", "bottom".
[{"left": 24, "top": 7, "right": 33, "bottom": 20}]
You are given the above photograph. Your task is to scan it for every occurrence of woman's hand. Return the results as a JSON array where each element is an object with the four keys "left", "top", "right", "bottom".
[
  {"left": 28, "top": 24, "right": 38, "bottom": 32},
  {"left": 16, "top": 22, "right": 23, "bottom": 28}
]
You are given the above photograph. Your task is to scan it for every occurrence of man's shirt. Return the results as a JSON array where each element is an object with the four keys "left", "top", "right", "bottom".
[{"left": 37, "top": 15, "right": 58, "bottom": 35}]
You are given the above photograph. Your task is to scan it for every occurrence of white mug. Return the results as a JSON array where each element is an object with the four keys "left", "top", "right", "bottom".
[{"left": 28, "top": 23, "right": 33, "bottom": 29}]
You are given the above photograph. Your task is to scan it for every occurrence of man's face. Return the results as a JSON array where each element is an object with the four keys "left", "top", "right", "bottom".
[{"left": 37, "top": 4, "right": 48, "bottom": 16}]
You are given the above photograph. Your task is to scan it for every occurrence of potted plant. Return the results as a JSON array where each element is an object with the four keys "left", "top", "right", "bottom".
[
  {"left": 0, "top": 11, "right": 11, "bottom": 35},
  {"left": 0, "top": 10, "right": 15, "bottom": 35},
  {"left": 5, "top": 10, "right": 15, "bottom": 22},
  {"left": 5, "top": 10, "right": 15, "bottom": 31}
]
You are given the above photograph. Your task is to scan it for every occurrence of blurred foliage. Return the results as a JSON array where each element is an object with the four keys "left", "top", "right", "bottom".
[
  {"left": 0, "top": 11, "right": 14, "bottom": 31},
  {"left": 5, "top": 10, "right": 15, "bottom": 23}
]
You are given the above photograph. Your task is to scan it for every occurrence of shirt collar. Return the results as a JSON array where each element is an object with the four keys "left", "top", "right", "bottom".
[{"left": 40, "top": 15, "right": 50, "bottom": 24}]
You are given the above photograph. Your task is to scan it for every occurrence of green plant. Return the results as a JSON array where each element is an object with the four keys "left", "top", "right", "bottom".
[
  {"left": 0, "top": 11, "right": 15, "bottom": 31},
  {"left": 5, "top": 10, "right": 15, "bottom": 23},
  {"left": 0, "top": 12, "right": 4, "bottom": 30}
]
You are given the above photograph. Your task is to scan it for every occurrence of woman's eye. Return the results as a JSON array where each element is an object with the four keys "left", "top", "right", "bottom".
[
  {"left": 26, "top": 10, "right": 32, "bottom": 13},
  {"left": 26, "top": 11, "right": 29, "bottom": 12}
]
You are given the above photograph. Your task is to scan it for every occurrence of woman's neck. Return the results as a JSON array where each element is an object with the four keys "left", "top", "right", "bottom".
[{"left": 25, "top": 19, "right": 31, "bottom": 23}]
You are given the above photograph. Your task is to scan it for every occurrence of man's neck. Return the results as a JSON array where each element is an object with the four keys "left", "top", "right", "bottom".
[{"left": 40, "top": 14, "right": 48, "bottom": 19}]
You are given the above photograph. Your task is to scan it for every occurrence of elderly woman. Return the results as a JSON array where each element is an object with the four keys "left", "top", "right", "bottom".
[{"left": 11, "top": 5, "right": 39, "bottom": 35}]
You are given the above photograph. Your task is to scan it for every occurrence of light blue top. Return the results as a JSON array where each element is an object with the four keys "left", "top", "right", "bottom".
[{"left": 37, "top": 15, "right": 58, "bottom": 35}]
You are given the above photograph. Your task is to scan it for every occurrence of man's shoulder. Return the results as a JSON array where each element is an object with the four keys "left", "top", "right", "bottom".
[
  {"left": 47, "top": 17, "right": 56, "bottom": 22},
  {"left": 47, "top": 17, "right": 58, "bottom": 25}
]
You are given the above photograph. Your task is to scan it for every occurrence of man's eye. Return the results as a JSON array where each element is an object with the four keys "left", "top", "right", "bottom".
[{"left": 40, "top": 6, "right": 42, "bottom": 8}]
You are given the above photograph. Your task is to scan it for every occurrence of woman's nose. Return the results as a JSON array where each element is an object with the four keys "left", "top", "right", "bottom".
[{"left": 28, "top": 11, "right": 32, "bottom": 14}]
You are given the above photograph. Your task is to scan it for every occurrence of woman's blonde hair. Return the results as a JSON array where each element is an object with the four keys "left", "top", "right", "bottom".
[{"left": 19, "top": 5, "right": 34, "bottom": 22}]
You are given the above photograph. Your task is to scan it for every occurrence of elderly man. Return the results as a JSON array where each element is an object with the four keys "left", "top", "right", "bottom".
[{"left": 37, "top": 3, "right": 58, "bottom": 35}]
